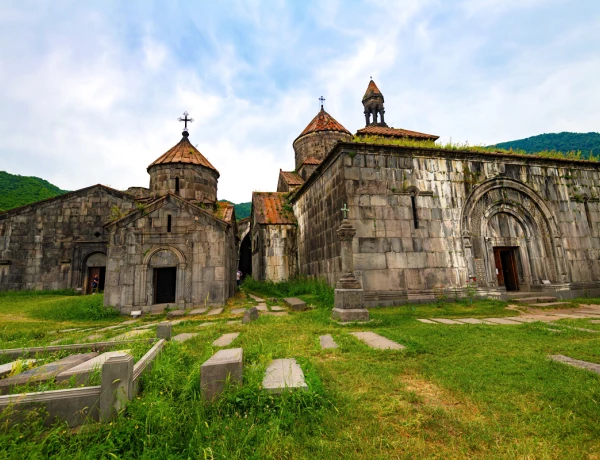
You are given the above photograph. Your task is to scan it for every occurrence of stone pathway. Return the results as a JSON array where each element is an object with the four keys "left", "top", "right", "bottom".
[
  {"left": 212, "top": 333, "right": 240, "bottom": 347},
  {"left": 262, "top": 358, "right": 307, "bottom": 393},
  {"left": 549, "top": 354, "right": 600, "bottom": 375},
  {"left": 255, "top": 305, "right": 268, "bottom": 312},
  {"left": 319, "top": 334, "right": 338, "bottom": 349},
  {"left": 248, "top": 294, "right": 264, "bottom": 301},
  {"left": 190, "top": 308, "right": 208, "bottom": 315},
  {"left": 350, "top": 332, "right": 405, "bottom": 350},
  {"left": 270, "top": 306, "right": 285, "bottom": 312},
  {"left": 207, "top": 308, "right": 224, "bottom": 316}
]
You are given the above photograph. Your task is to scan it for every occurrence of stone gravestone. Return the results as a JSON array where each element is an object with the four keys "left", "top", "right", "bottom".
[
  {"left": 242, "top": 307, "right": 259, "bottom": 324},
  {"left": 200, "top": 348, "right": 243, "bottom": 401},
  {"left": 331, "top": 215, "right": 370, "bottom": 322},
  {"left": 156, "top": 322, "right": 172, "bottom": 340}
]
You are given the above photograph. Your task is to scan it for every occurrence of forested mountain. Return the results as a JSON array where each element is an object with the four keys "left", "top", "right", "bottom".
[
  {"left": 0, "top": 171, "right": 68, "bottom": 212},
  {"left": 232, "top": 202, "right": 251, "bottom": 219},
  {"left": 493, "top": 132, "right": 600, "bottom": 158}
]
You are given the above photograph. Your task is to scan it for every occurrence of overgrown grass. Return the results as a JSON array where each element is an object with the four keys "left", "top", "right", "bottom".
[
  {"left": 28, "top": 294, "right": 120, "bottom": 322},
  {"left": 1, "top": 288, "right": 600, "bottom": 458},
  {"left": 242, "top": 276, "right": 334, "bottom": 307},
  {"left": 352, "top": 135, "right": 600, "bottom": 162}
]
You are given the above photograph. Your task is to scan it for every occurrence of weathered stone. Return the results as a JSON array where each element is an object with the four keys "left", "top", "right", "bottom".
[
  {"left": 172, "top": 333, "right": 198, "bottom": 343},
  {"left": 284, "top": 298, "right": 307, "bottom": 311},
  {"left": 334, "top": 289, "right": 364, "bottom": 309},
  {"left": 531, "top": 302, "right": 571, "bottom": 308},
  {"left": 189, "top": 308, "right": 209, "bottom": 315},
  {"left": 332, "top": 308, "right": 370, "bottom": 322},
  {"left": 262, "top": 358, "right": 307, "bottom": 393},
  {"left": 212, "top": 333, "right": 240, "bottom": 347},
  {"left": 206, "top": 308, "right": 224, "bottom": 316},
  {"left": 416, "top": 318, "right": 437, "bottom": 324},
  {"left": 201, "top": 348, "right": 243, "bottom": 400},
  {"left": 270, "top": 306, "right": 284, "bottom": 311},
  {"left": 262, "top": 312, "right": 288, "bottom": 316},
  {"left": 226, "top": 320, "right": 242, "bottom": 325},
  {"left": 156, "top": 322, "right": 172, "bottom": 340},
  {"left": 57, "top": 350, "right": 131, "bottom": 385},
  {"left": 549, "top": 354, "right": 600, "bottom": 375},
  {"left": 0, "top": 353, "right": 98, "bottom": 394},
  {"left": 242, "top": 307, "right": 259, "bottom": 324},
  {"left": 429, "top": 318, "right": 462, "bottom": 325},
  {"left": 0, "top": 359, "right": 37, "bottom": 378},
  {"left": 319, "top": 334, "right": 338, "bottom": 349},
  {"left": 350, "top": 332, "right": 405, "bottom": 350},
  {"left": 99, "top": 354, "right": 133, "bottom": 422},
  {"left": 166, "top": 310, "right": 186, "bottom": 319},
  {"left": 482, "top": 318, "right": 523, "bottom": 325},
  {"left": 454, "top": 318, "right": 485, "bottom": 324},
  {"left": 230, "top": 308, "right": 246, "bottom": 314},
  {"left": 109, "top": 329, "right": 150, "bottom": 342},
  {"left": 255, "top": 305, "right": 268, "bottom": 311},
  {"left": 131, "top": 311, "right": 142, "bottom": 318}
]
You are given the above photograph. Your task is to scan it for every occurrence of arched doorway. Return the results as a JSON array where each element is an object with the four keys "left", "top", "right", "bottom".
[
  {"left": 238, "top": 233, "right": 252, "bottom": 279},
  {"left": 148, "top": 250, "right": 179, "bottom": 304},
  {"left": 84, "top": 252, "right": 106, "bottom": 294}
]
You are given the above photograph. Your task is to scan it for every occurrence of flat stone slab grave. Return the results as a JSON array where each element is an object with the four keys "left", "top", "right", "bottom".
[
  {"left": 189, "top": 308, "right": 209, "bottom": 315},
  {"left": 262, "top": 358, "right": 307, "bottom": 393},
  {"left": 483, "top": 318, "right": 523, "bottom": 325},
  {"left": 227, "top": 320, "right": 242, "bottom": 325},
  {"left": 549, "top": 354, "right": 600, "bottom": 375},
  {"left": 0, "top": 359, "right": 37, "bottom": 378},
  {"left": 230, "top": 308, "right": 246, "bottom": 314},
  {"left": 173, "top": 333, "right": 199, "bottom": 343},
  {"left": 319, "top": 335, "right": 338, "bottom": 349},
  {"left": 0, "top": 352, "right": 98, "bottom": 395},
  {"left": 454, "top": 318, "right": 485, "bottom": 324},
  {"left": 429, "top": 318, "right": 462, "bottom": 325},
  {"left": 167, "top": 310, "right": 186, "bottom": 319},
  {"left": 201, "top": 348, "right": 243, "bottom": 400},
  {"left": 416, "top": 319, "right": 437, "bottom": 324},
  {"left": 270, "top": 306, "right": 285, "bottom": 312},
  {"left": 255, "top": 305, "right": 268, "bottom": 312},
  {"left": 56, "top": 350, "right": 131, "bottom": 385},
  {"left": 207, "top": 308, "right": 224, "bottom": 316},
  {"left": 350, "top": 332, "right": 405, "bottom": 350},
  {"left": 212, "top": 333, "right": 240, "bottom": 347},
  {"left": 248, "top": 294, "right": 264, "bottom": 301},
  {"left": 109, "top": 329, "right": 150, "bottom": 342},
  {"left": 283, "top": 298, "right": 306, "bottom": 311}
]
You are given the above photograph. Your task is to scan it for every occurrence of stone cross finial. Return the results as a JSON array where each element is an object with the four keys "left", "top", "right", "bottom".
[
  {"left": 178, "top": 111, "right": 194, "bottom": 130},
  {"left": 341, "top": 203, "right": 349, "bottom": 219},
  {"left": 319, "top": 96, "right": 325, "bottom": 110}
]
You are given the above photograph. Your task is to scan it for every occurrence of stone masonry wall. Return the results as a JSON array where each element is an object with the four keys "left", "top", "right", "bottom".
[
  {"left": 148, "top": 163, "right": 218, "bottom": 203},
  {"left": 0, "top": 187, "right": 136, "bottom": 291},
  {"left": 293, "top": 131, "right": 352, "bottom": 171},
  {"left": 251, "top": 224, "right": 298, "bottom": 281},
  {"left": 293, "top": 142, "right": 600, "bottom": 305},
  {"left": 104, "top": 198, "right": 236, "bottom": 312}
]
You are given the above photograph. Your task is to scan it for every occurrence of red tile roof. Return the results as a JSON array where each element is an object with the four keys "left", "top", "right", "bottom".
[
  {"left": 363, "top": 79, "right": 383, "bottom": 102},
  {"left": 302, "top": 156, "right": 321, "bottom": 165},
  {"left": 279, "top": 171, "right": 304, "bottom": 186},
  {"left": 356, "top": 125, "right": 439, "bottom": 141},
  {"left": 252, "top": 192, "right": 296, "bottom": 225},
  {"left": 295, "top": 108, "right": 350, "bottom": 141},
  {"left": 148, "top": 135, "right": 218, "bottom": 173}
]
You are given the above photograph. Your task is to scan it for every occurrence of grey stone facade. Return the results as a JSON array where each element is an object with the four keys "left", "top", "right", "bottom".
[{"left": 0, "top": 186, "right": 136, "bottom": 292}]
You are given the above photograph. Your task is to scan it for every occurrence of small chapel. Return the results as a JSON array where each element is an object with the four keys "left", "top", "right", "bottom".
[{"left": 0, "top": 115, "right": 238, "bottom": 313}]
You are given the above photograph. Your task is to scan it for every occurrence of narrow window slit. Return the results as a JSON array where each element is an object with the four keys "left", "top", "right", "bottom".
[
  {"left": 175, "top": 177, "right": 180, "bottom": 193},
  {"left": 411, "top": 194, "right": 419, "bottom": 229},
  {"left": 167, "top": 215, "right": 172, "bottom": 233}
]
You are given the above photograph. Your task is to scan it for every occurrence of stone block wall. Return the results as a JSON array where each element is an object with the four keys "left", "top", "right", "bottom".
[
  {"left": 104, "top": 197, "right": 236, "bottom": 311},
  {"left": 148, "top": 163, "right": 218, "bottom": 203},
  {"left": 251, "top": 224, "right": 298, "bottom": 281},
  {"left": 292, "top": 142, "right": 600, "bottom": 305},
  {"left": 293, "top": 131, "right": 351, "bottom": 171},
  {"left": 0, "top": 186, "right": 136, "bottom": 292}
]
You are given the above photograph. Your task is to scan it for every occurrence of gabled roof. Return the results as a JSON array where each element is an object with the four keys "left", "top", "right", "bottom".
[
  {"left": 295, "top": 108, "right": 351, "bottom": 142},
  {"left": 105, "top": 192, "right": 232, "bottom": 230},
  {"left": 252, "top": 192, "right": 296, "bottom": 225},
  {"left": 0, "top": 184, "right": 135, "bottom": 218},
  {"left": 302, "top": 156, "right": 321, "bottom": 166},
  {"left": 148, "top": 134, "right": 218, "bottom": 174},
  {"left": 279, "top": 170, "right": 304, "bottom": 187},
  {"left": 363, "top": 79, "right": 383, "bottom": 102},
  {"left": 356, "top": 125, "right": 439, "bottom": 141}
]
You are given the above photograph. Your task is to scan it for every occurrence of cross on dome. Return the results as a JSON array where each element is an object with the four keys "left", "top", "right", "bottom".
[
  {"left": 178, "top": 111, "right": 194, "bottom": 136},
  {"left": 319, "top": 96, "right": 325, "bottom": 110}
]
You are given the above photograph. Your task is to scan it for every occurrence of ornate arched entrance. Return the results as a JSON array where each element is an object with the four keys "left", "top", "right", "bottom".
[
  {"left": 461, "top": 177, "right": 566, "bottom": 289},
  {"left": 139, "top": 247, "right": 187, "bottom": 305}
]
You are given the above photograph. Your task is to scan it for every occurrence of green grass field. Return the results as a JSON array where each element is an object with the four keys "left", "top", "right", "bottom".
[{"left": 1, "top": 286, "right": 600, "bottom": 459}]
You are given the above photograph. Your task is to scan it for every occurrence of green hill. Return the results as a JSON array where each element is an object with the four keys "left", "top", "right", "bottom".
[
  {"left": 233, "top": 202, "right": 251, "bottom": 220},
  {"left": 493, "top": 132, "right": 600, "bottom": 158},
  {"left": 0, "top": 171, "right": 68, "bottom": 213}
]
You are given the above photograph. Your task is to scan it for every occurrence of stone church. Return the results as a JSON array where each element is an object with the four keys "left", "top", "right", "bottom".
[
  {"left": 248, "top": 79, "right": 600, "bottom": 304},
  {"left": 0, "top": 118, "right": 238, "bottom": 312}
]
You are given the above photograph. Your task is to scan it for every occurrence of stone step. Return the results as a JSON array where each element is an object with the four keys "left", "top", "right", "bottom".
[
  {"left": 262, "top": 358, "right": 307, "bottom": 393},
  {"left": 319, "top": 335, "right": 338, "bottom": 349},
  {"left": 212, "top": 333, "right": 240, "bottom": 347},
  {"left": 283, "top": 297, "right": 307, "bottom": 311},
  {"left": 530, "top": 302, "right": 571, "bottom": 308},
  {"left": 56, "top": 350, "right": 131, "bottom": 385},
  {"left": 350, "top": 332, "right": 405, "bottom": 350},
  {"left": 513, "top": 296, "right": 558, "bottom": 304},
  {"left": 0, "top": 353, "right": 98, "bottom": 395}
]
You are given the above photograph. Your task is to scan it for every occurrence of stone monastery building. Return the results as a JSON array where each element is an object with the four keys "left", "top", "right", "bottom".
[{"left": 2, "top": 80, "right": 600, "bottom": 310}]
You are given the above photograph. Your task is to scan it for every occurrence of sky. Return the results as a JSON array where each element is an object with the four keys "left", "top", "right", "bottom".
[{"left": 1, "top": 1, "right": 599, "bottom": 203}]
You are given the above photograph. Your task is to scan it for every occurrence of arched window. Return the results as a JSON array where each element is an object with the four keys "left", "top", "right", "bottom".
[{"left": 175, "top": 177, "right": 180, "bottom": 193}]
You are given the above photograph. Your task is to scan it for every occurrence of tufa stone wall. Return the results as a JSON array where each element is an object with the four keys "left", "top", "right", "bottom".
[
  {"left": 292, "top": 142, "right": 600, "bottom": 305},
  {"left": 293, "top": 131, "right": 352, "bottom": 171},
  {"left": 148, "top": 163, "right": 218, "bottom": 204},
  {"left": 104, "top": 196, "right": 236, "bottom": 312},
  {"left": 251, "top": 224, "right": 298, "bottom": 282},
  {"left": 0, "top": 186, "right": 136, "bottom": 292}
]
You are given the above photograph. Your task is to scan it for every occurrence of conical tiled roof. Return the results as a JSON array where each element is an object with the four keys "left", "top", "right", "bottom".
[
  {"left": 148, "top": 134, "right": 218, "bottom": 173},
  {"left": 295, "top": 108, "right": 351, "bottom": 142},
  {"left": 363, "top": 79, "right": 383, "bottom": 102}
]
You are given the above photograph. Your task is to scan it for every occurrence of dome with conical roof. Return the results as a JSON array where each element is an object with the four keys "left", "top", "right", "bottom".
[
  {"left": 293, "top": 107, "right": 352, "bottom": 171},
  {"left": 148, "top": 132, "right": 219, "bottom": 203},
  {"left": 362, "top": 79, "right": 384, "bottom": 103}
]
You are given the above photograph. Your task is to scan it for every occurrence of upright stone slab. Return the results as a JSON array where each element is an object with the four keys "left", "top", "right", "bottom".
[
  {"left": 242, "top": 307, "right": 259, "bottom": 324},
  {"left": 332, "top": 218, "right": 370, "bottom": 322},
  {"left": 56, "top": 350, "right": 131, "bottom": 385},
  {"left": 200, "top": 348, "right": 243, "bottom": 401},
  {"left": 0, "top": 353, "right": 98, "bottom": 395},
  {"left": 262, "top": 358, "right": 307, "bottom": 393},
  {"left": 156, "top": 322, "right": 172, "bottom": 340},
  {"left": 99, "top": 354, "right": 134, "bottom": 422}
]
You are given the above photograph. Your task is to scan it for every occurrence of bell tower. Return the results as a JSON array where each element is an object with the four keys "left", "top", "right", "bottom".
[{"left": 362, "top": 78, "right": 387, "bottom": 127}]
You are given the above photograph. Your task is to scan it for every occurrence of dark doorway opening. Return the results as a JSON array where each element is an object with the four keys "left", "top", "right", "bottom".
[
  {"left": 86, "top": 267, "right": 106, "bottom": 294},
  {"left": 238, "top": 233, "right": 252, "bottom": 279},
  {"left": 153, "top": 267, "right": 177, "bottom": 304},
  {"left": 493, "top": 247, "right": 519, "bottom": 291}
]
